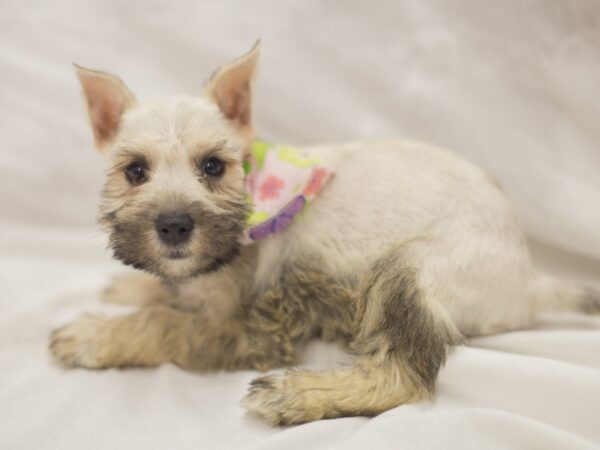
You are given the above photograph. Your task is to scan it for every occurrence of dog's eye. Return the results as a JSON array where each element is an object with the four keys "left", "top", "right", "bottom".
[
  {"left": 203, "top": 157, "right": 225, "bottom": 177},
  {"left": 124, "top": 161, "right": 147, "bottom": 184}
]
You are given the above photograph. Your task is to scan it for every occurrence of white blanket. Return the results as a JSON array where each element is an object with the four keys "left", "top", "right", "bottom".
[{"left": 1, "top": 1, "right": 599, "bottom": 449}]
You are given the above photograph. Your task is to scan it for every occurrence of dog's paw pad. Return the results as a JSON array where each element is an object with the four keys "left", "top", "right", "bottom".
[
  {"left": 49, "top": 314, "right": 111, "bottom": 368},
  {"left": 242, "top": 374, "right": 289, "bottom": 425},
  {"left": 243, "top": 372, "right": 326, "bottom": 425}
]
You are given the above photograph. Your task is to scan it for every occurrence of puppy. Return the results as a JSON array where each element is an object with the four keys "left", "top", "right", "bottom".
[{"left": 50, "top": 42, "right": 600, "bottom": 425}]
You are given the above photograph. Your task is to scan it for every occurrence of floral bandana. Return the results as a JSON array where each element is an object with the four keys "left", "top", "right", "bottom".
[{"left": 241, "top": 139, "right": 334, "bottom": 244}]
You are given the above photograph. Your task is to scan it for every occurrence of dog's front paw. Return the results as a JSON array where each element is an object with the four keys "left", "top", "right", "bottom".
[
  {"left": 242, "top": 371, "right": 324, "bottom": 425},
  {"left": 49, "top": 314, "right": 113, "bottom": 369}
]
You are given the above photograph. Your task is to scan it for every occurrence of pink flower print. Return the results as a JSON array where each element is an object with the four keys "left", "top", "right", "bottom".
[
  {"left": 303, "top": 168, "right": 328, "bottom": 197},
  {"left": 259, "top": 175, "right": 285, "bottom": 201}
]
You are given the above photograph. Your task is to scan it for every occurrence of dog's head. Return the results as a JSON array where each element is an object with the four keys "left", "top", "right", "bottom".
[{"left": 77, "top": 43, "right": 260, "bottom": 280}]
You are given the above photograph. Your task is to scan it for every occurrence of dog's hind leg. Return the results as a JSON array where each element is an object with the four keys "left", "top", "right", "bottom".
[{"left": 242, "top": 243, "right": 462, "bottom": 424}]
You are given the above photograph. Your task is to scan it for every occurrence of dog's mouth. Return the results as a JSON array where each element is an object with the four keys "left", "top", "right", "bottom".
[
  {"left": 103, "top": 197, "right": 249, "bottom": 280},
  {"left": 110, "top": 233, "right": 241, "bottom": 281},
  {"left": 165, "top": 249, "right": 192, "bottom": 260}
]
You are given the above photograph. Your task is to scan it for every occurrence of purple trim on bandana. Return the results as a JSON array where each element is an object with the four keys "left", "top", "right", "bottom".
[{"left": 248, "top": 195, "right": 306, "bottom": 241}]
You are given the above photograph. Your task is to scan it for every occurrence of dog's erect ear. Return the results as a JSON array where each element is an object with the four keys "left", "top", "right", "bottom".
[
  {"left": 205, "top": 41, "right": 260, "bottom": 133},
  {"left": 74, "top": 64, "right": 136, "bottom": 151}
]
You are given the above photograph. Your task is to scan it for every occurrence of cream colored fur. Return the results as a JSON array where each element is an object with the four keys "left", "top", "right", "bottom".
[{"left": 50, "top": 42, "right": 595, "bottom": 426}]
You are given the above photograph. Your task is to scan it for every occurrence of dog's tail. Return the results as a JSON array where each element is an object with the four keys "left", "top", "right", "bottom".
[{"left": 530, "top": 273, "right": 600, "bottom": 315}]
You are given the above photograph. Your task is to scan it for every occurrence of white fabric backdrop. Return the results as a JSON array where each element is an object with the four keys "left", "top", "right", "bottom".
[{"left": 1, "top": 1, "right": 599, "bottom": 449}]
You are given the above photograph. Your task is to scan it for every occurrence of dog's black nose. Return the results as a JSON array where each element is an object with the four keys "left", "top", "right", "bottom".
[{"left": 155, "top": 213, "right": 194, "bottom": 246}]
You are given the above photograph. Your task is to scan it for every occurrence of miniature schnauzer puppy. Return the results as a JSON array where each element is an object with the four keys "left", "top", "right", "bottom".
[{"left": 50, "top": 42, "right": 600, "bottom": 425}]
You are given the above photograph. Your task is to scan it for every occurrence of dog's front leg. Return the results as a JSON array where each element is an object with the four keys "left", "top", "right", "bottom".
[
  {"left": 49, "top": 305, "right": 297, "bottom": 371},
  {"left": 102, "top": 272, "right": 170, "bottom": 307}
]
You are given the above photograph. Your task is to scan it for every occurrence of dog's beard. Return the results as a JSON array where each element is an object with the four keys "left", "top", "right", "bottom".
[{"left": 100, "top": 199, "right": 249, "bottom": 281}]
